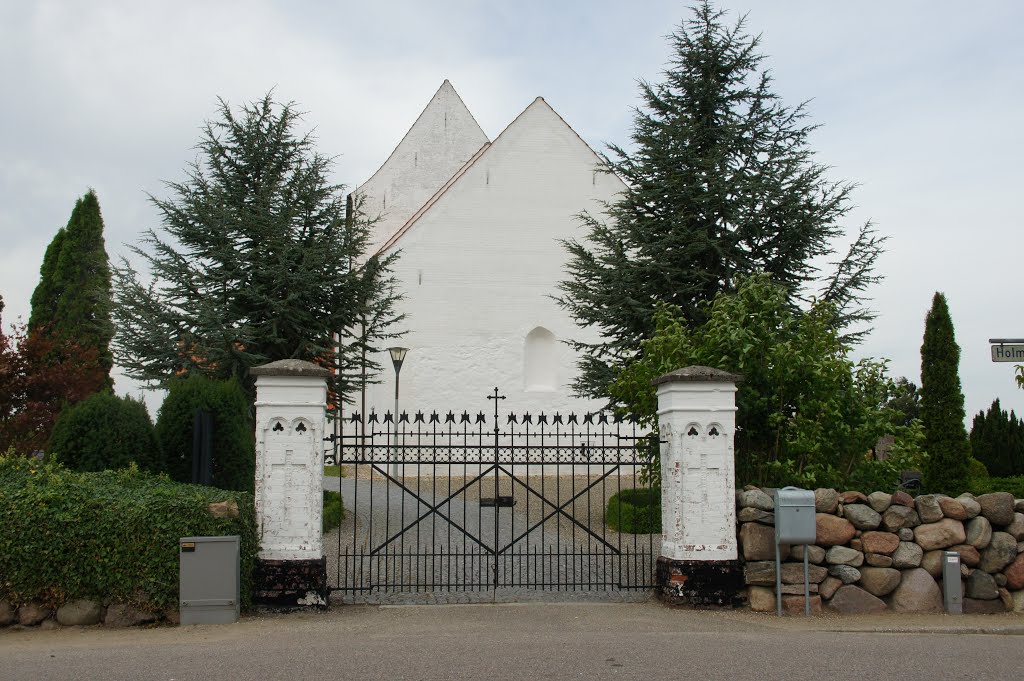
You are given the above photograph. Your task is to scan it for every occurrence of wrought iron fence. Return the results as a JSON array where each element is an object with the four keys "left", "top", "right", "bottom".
[{"left": 326, "top": 390, "right": 660, "bottom": 594}]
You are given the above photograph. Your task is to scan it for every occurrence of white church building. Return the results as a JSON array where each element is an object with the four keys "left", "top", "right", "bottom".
[{"left": 352, "top": 81, "right": 624, "bottom": 420}]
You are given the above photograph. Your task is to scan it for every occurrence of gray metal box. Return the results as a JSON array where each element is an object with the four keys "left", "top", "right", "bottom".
[
  {"left": 179, "top": 536, "right": 240, "bottom": 625},
  {"left": 774, "top": 487, "right": 816, "bottom": 544},
  {"left": 942, "top": 550, "right": 963, "bottom": 614}
]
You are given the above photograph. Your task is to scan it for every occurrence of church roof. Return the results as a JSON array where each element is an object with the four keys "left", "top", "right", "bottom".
[
  {"left": 356, "top": 80, "right": 490, "bottom": 254},
  {"left": 375, "top": 95, "right": 620, "bottom": 255}
]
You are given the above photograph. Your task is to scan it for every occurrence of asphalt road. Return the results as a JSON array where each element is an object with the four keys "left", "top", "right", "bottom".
[{"left": 2, "top": 602, "right": 1022, "bottom": 681}]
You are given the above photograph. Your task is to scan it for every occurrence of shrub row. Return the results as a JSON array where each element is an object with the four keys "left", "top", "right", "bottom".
[
  {"left": 970, "top": 476, "right": 1024, "bottom": 499},
  {"left": 0, "top": 453, "right": 257, "bottom": 612},
  {"left": 46, "top": 375, "right": 254, "bottom": 492},
  {"left": 156, "top": 375, "right": 254, "bottom": 492}
]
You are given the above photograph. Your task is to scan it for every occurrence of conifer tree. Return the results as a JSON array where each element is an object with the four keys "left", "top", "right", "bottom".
[
  {"left": 112, "top": 94, "right": 402, "bottom": 402},
  {"left": 970, "top": 398, "right": 1024, "bottom": 478},
  {"left": 920, "top": 292, "right": 970, "bottom": 494},
  {"left": 557, "top": 2, "right": 884, "bottom": 399},
  {"left": 28, "top": 190, "right": 113, "bottom": 385}
]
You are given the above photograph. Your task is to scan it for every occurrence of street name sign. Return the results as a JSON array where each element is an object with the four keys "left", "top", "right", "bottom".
[{"left": 990, "top": 344, "right": 1024, "bottom": 362}]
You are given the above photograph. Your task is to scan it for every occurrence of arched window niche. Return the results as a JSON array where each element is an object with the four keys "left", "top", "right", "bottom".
[{"left": 524, "top": 326, "right": 557, "bottom": 392}]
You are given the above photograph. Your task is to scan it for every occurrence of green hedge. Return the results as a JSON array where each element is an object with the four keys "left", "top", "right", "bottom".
[
  {"left": 605, "top": 487, "right": 661, "bottom": 534},
  {"left": 156, "top": 375, "right": 254, "bottom": 492},
  {"left": 48, "top": 392, "right": 161, "bottom": 473},
  {"left": 0, "top": 453, "right": 257, "bottom": 612},
  {"left": 969, "top": 475, "right": 1024, "bottom": 499}
]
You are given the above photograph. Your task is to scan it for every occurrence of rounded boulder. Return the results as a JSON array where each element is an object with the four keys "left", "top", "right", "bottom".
[
  {"left": 913, "top": 518, "right": 966, "bottom": 551},
  {"left": 859, "top": 567, "right": 902, "bottom": 597},
  {"left": 887, "top": 568, "right": 942, "bottom": 613},
  {"left": 861, "top": 531, "right": 900, "bottom": 555},
  {"left": 978, "top": 493, "right": 1015, "bottom": 526},
  {"left": 843, "top": 504, "right": 882, "bottom": 531},
  {"left": 816, "top": 513, "right": 856, "bottom": 546},
  {"left": 979, "top": 532, "right": 1017, "bottom": 574}
]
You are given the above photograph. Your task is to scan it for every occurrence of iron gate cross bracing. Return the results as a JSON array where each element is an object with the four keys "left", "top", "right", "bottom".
[{"left": 331, "top": 389, "right": 658, "bottom": 595}]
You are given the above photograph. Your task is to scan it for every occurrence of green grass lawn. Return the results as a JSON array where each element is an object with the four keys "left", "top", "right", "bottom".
[{"left": 324, "top": 464, "right": 341, "bottom": 477}]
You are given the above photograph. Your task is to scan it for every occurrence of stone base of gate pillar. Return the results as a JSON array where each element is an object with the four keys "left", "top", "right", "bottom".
[
  {"left": 655, "top": 556, "right": 745, "bottom": 608},
  {"left": 253, "top": 557, "right": 328, "bottom": 608}
]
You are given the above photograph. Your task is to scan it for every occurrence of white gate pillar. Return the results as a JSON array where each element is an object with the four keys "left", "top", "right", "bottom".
[
  {"left": 653, "top": 366, "right": 744, "bottom": 607},
  {"left": 251, "top": 359, "right": 329, "bottom": 607}
]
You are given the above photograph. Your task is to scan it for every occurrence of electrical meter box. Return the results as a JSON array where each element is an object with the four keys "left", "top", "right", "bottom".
[
  {"left": 942, "top": 550, "right": 963, "bottom": 614},
  {"left": 179, "top": 535, "right": 240, "bottom": 625},
  {"left": 774, "top": 487, "right": 816, "bottom": 544}
]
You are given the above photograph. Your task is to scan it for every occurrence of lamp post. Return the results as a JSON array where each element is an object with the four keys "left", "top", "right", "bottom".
[{"left": 388, "top": 347, "right": 409, "bottom": 478}]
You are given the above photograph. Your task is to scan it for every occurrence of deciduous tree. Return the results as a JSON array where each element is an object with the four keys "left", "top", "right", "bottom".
[
  {"left": 0, "top": 298, "right": 105, "bottom": 453},
  {"left": 610, "top": 275, "right": 893, "bottom": 486}
]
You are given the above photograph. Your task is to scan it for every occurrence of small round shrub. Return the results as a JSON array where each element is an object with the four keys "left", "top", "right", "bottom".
[
  {"left": 156, "top": 375, "right": 254, "bottom": 492},
  {"left": 605, "top": 487, "right": 661, "bottom": 534},
  {"left": 48, "top": 392, "right": 160, "bottom": 472}
]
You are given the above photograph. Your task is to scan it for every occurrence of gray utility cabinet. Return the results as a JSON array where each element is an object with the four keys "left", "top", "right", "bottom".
[{"left": 179, "top": 535, "right": 240, "bottom": 625}]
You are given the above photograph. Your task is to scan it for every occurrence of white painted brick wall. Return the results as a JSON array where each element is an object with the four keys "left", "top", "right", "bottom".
[{"left": 351, "top": 97, "right": 625, "bottom": 420}]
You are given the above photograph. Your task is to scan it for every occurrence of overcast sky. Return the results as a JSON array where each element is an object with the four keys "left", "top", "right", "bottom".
[{"left": 1, "top": 0, "right": 1022, "bottom": 422}]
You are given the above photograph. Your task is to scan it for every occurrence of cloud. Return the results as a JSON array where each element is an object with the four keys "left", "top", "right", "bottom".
[{"left": 2, "top": 0, "right": 1022, "bottom": 421}]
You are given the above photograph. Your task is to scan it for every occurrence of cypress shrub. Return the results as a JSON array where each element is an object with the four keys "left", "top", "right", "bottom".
[
  {"left": 48, "top": 392, "right": 160, "bottom": 472},
  {"left": 0, "top": 453, "right": 256, "bottom": 611},
  {"left": 919, "top": 293, "right": 971, "bottom": 495},
  {"left": 156, "top": 375, "right": 254, "bottom": 492}
]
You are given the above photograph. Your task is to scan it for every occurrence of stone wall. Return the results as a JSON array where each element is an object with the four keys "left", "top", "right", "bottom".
[
  {"left": 0, "top": 598, "right": 177, "bottom": 629},
  {"left": 737, "top": 488, "right": 1024, "bottom": 614}
]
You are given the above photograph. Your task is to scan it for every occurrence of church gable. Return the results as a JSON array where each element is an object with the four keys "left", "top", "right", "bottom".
[
  {"left": 380, "top": 96, "right": 625, "bottom": 254},
  {"left": 356, "top": 80, "right": 489, "bottom": 255},
  {"left": 358, "top": 94, "right": 625, "bottom": 416}
]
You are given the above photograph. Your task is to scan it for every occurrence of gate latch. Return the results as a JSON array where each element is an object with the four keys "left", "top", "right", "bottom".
[{"left": 480, "top": 496, "right": 515, "bottom": 508}]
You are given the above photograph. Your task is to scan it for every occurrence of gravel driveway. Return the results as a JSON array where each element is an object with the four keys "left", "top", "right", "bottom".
[{"left": 323, "top": 467, "right": 659, "bottom": 602}]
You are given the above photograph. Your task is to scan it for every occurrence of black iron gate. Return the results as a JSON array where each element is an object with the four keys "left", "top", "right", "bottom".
[{"left": 329, "top": 389, "right": 658, "bottom": 594}]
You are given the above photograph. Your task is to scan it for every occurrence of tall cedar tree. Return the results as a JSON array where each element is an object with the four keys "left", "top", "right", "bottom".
[
  {"left": 0, "top": 297, "right": 105, "bottom": 454},
  {"left": 112, "top": 94, "right": 403, "bottom": 403},
  {"left": 970, "top": 399, "right": 1024, "bottom": 478},
  {"left": 557, "top": 2, "right": 884, "bottom": 399},
  {"left": 28, "top": 190, "right": 114, "bottom": 386},
  {"left": 920, "top": 292, "right": 971, "bottom": 494}
]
